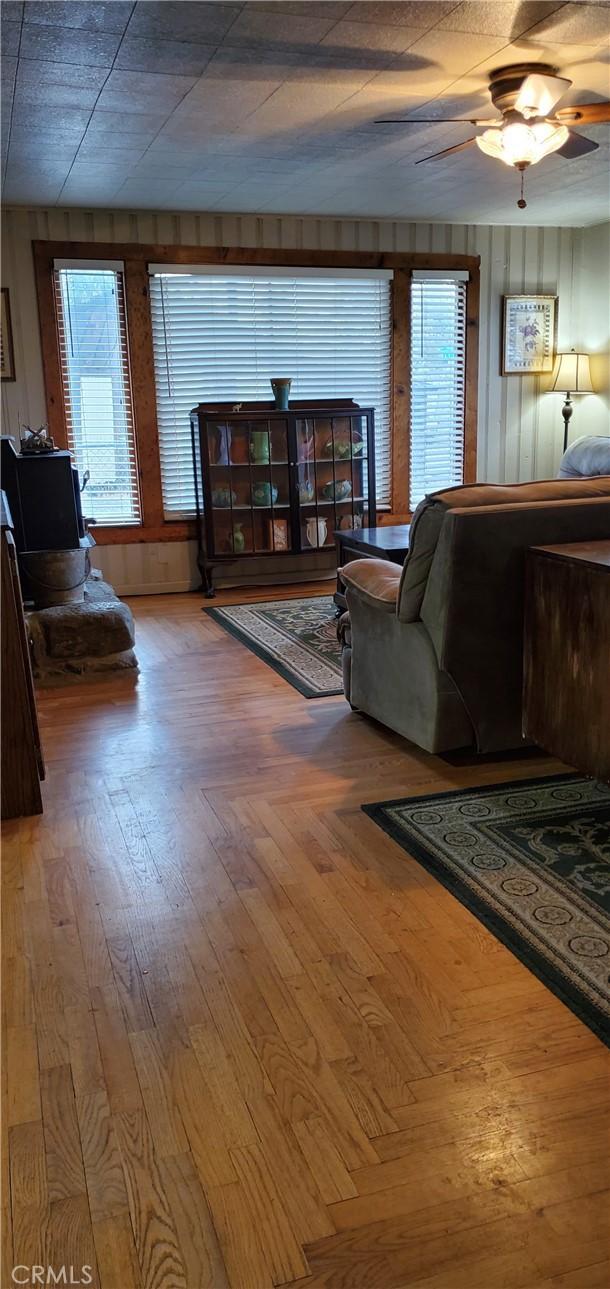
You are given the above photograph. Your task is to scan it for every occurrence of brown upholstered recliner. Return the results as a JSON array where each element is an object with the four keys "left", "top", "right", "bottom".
[{"left": 340, "top": 478, "right": 610, "bottom": 755}]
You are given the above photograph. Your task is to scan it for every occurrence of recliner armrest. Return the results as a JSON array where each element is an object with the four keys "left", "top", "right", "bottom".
[{"left": 339, "top": 559, "right": 400, "bottom": 612}]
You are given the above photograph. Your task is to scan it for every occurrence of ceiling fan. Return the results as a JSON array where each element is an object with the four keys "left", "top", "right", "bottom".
[{"left": 376, "top": 64, "right": 610, "bottom": 208}]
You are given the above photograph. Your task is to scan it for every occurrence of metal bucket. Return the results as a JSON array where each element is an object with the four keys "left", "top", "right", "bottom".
[{"left": 20, "top": 548, "right": 88, "bottom": 608}]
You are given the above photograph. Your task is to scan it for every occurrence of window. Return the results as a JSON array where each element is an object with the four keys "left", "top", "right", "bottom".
[
  {"left": 54, "top": 264, "right": 141, "bottom": 525},
  {"left": 149, "top": 267, "right": 392, "bottom": 518},
  {"left": 409, "top": 273, "right": 468, "bottom": 511}
]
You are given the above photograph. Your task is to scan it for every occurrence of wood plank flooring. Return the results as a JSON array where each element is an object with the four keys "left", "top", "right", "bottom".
[{"left": 2, "top": 586, "right": 609, "bottom": 1289}]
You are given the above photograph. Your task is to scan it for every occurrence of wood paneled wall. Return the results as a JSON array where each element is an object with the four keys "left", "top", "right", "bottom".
[{"left": 2, "top": 206, "right": 606, "bottom": 593}]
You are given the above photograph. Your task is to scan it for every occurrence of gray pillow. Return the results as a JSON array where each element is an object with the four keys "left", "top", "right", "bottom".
[{"left": 558, "top": 435, "right": 610, "bottom": 479}]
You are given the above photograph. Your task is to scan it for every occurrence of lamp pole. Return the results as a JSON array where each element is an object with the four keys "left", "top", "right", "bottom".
[{"left": 561, "top": 390, "right": 573, "bottom": 453}]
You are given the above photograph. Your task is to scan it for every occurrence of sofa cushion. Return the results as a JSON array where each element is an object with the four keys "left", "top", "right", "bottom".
[
  {"left": 397, "top": 475, "right": 610, "bottom": 623},
  {"left": 339, "top": 559, "right": 401, "bottom": 611}
]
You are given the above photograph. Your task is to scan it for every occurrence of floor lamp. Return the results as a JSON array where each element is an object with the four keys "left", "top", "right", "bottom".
[{"left": 550, "top": 350, "right": 594, "bottom": 454}]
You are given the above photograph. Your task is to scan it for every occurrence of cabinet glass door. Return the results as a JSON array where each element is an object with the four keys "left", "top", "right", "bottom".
[
  {"left": 295, "top": 414, "right": 369, "bottom": 549},
  {"left": 205, "top": 417, "right": 291, "bottom": 556}
]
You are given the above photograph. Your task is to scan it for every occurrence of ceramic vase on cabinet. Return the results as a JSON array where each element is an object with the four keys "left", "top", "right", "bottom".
[
  {"left": 306, "top": 517, "right": 327, "bottom": 547},
  {"left": 270, "top": 377, "right": 292, "bottom": 410}
]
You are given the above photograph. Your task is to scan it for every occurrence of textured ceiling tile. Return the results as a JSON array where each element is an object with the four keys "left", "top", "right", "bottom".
[
  {"left": 526, "top": 1, "right": 610, "bottom": 41},
  {"left": 197, "top": 42, "right": 301, "bottom": 74},
  {"left": 58, "top": 179, "right": 126, "bottom": 202},
  {"left": 401, "top": 27, "right": 509, "bottom": 77},
  {"left": 66, "top": 166, "right": 135, "bottom": 190},
  {"left": 2, "top": 53, "right": 17, "bottom": 93},
  {"left": 115, "top": 36, "right": 216, "bottom": 77},
  {"left": 558, "top": 54, "right": 610, "bottom": 98},
  {"left": 10, "top": 103, "right": 92, "bottom": 133},
  {"left": 125, "top": 2, "right": 241, "bottom": 44},
  {"left": 170, "top": 179, "right": 238, "bottom": 196},
  {"left": 250, "top": 3, "right": 351, "bottom": 17},
  {"left": 320, "top": 18, "right": 424, "bottom": 52},
  {"left": 129, "top": 158, "right": 199, "bottom": 179},
  {"left": 343, "top": 2, "right": 456, "bottom": 25},
  {"left": 113, "top": 177, "right": 185, "bottom": 201},
  {"left": 4, "top": 160, "right": 70, "bottom": 186},
  {"left": 2, "top": 178, "right": 64, "bottom": 202},
  {"left": 225, "top": 8, "right": 337, "bottom": 45},
  {"left": 16, "top": 58, "right": 109, "bottom": 90},
  {"left": 437, "top": 2, "right": 564, "bottom": 37},
  {"left": 75, "top": 140, "right": 148, "bottom": 163},
  {"left": 20, "top": 23, "right": 121, "bottom": 66},
  {"left": 7, "top": 137, "right": 79, "bottom": 163},
  {"left": 170, "top": 74, "right": 284, "bottom": 129},
  {"left": 23, "top": 1, "right": 132, "bottom": 32},
  {"left": 95, "top": 69, "right": 197, "bottom": 113},
  {"left": 1, "top": 23, "right": 22, "bottom": 56},
  {"left": 86, "top": 110, "right": 171, "bottom": 138},
  {"left": 13, "top": 78, "right": 100, "bottom": 111},
  {"left": 4, "top": 0, "right": 609, "bottom": 220}
]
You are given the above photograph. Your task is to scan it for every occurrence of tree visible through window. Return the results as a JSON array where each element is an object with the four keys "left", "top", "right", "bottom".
[{"left": 54, "top": 267, "right": 141, "bottom": 526}]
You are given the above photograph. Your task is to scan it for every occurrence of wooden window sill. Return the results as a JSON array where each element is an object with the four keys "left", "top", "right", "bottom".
[{"left": 90, "top": 521, "right": 196, "bottom": 545}]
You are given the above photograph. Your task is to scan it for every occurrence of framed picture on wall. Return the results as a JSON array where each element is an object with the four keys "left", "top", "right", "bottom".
[
  {"left": 502, "top": 294, "right": 557, "bottom": 375},
  {"left": 1, "top": 288, "right": 15, "bottom": 381}
]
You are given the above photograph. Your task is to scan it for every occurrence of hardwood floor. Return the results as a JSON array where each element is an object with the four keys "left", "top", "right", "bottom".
[{"left": 2, "top": 587, "right": 609, "bottom": 1289}]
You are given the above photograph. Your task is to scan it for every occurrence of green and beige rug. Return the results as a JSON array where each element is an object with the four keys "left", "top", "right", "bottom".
[
  {"left": 364, "top": 774, "right": 610, "bottom": 1046},
  {"left": 206, "top": 595, "right": 343, "bottom": 697}
]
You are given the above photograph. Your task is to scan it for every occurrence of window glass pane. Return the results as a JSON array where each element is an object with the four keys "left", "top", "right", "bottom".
[
  {"left": 55, "top": 268, "right": 141, "bottom": 526},
  {"left": 410, "top": 279, "right": 467, "bottom": 511},
  {"left": 150, "top": 273, "right": 391, "bottom": 518}
]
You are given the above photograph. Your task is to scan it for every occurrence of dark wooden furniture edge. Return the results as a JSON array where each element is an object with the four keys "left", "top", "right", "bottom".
[
  {"left": 334, "top": 523, "right": 410, "bottom": 611},
  {"left": 1, "top": 492, "right": 44, "bottom": 818}
]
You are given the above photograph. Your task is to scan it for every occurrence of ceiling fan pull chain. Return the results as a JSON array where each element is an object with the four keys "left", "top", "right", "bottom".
[{"left": 517, "top": 169, "right": 527, "bottom": 210}]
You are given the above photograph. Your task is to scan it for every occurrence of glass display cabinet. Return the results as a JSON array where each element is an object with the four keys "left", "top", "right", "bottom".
[{"left": 190, "top": 399, "right": 376, "bottom": 595}]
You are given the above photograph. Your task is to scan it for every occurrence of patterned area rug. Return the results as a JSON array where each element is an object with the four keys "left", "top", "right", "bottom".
[
  {"left": 364, "top": 774, "right": 610, "bottom": 1046},
  {"left": 206, "top": 595, "right": 343, "bottom": 697}
]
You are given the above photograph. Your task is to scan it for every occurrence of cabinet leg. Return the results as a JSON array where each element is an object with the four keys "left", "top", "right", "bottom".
[{"left": 197, "top": 557, "right": 215, "bottom": 598}]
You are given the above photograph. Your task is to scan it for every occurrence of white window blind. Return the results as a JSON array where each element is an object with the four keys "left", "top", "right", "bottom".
[
  {"left": 53, "top": 266, "right": 141, "bottom": 526},
  {"left": 410, "top": 276, "right": 467, "bottom": 511},
  {"left": 149, "top": 270, "right": 392, "bottom": 518}
]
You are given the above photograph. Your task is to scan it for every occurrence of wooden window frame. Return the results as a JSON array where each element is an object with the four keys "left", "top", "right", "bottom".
[{"left": 34, "top": 240, "right": 480, "bottom": 545}]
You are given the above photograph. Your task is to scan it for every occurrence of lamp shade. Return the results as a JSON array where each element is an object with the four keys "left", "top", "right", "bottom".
[{"left": 550, "top": 351, "right": 594, "bottom": 394}]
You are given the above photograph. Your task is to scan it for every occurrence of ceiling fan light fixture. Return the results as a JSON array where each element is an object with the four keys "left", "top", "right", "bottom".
[
  {"left": 530, "top": 120, "right": 570, "bottom": 157},
  {"left": 476, "top": 120, "right": 569, "bottom": 168}
]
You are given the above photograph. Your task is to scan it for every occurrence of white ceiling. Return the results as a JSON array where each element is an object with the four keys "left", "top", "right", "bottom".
[{"left": 2, "top": 0, "right": 609, "bottom": 225}]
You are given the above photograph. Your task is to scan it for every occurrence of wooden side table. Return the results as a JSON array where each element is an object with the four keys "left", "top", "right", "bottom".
[
  {"left": 523, "top": 541, "right": 610, "bottom": 781},
  {"left": 334, "top": 524, "right": 410, "bottom": 612}
]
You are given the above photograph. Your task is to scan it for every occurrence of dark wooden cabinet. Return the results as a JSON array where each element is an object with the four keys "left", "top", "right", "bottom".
[
  {"left": 523, "top": 541, "right": 610, "bottom": 782},
  {"left": 190, "top": 399, "right": 376, "bottom": 594},
  {"left": 1, "top": 493, "right": 45, "bottom": 818}
]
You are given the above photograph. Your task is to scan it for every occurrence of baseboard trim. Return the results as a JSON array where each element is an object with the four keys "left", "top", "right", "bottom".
[
  {"left": 115, "top": 580, "right": 198, "bottom": 596},
  {"left": 115, "top": 570, "right": 336, "bottom": 597}
]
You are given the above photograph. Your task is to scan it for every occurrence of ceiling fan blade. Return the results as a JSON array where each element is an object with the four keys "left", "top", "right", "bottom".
[
  {"left": 515, "top": 72, "right": 572, "bottom": 116},
  {"left": 415, "top": 138, "right": 478, "bottom": 164},
  {"left": 375, "top": 117, "right": 492, "bottom": 125},
  {"left": 555, "top": 101, "right": 610, "bottom": 125},
  {"left": 556, "top": 131, "right": 600, "bottom": 159}
]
